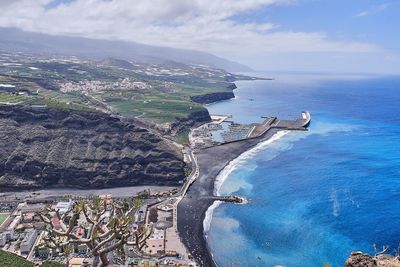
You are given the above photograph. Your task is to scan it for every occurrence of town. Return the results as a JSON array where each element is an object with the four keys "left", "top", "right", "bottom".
[{"left": 0, "top": 188, "right": 197, "bottom": 267}]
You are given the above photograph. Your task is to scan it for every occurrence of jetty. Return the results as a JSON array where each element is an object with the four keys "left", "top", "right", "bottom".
[{"left": 210, "top": 195, "right": 244, "bottom": 204}]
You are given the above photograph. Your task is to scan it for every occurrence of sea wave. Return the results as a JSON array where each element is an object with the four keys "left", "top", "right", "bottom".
[
  {"left": 204, "top": 121, "right": 357, "bottom": 238},
  {"left": 203, "top": 200, "right": 223, "bottom": 235},
  {"left": 204, "top": 130, "right": 290, "bottom": 236},
  {"left": 214, "top": 130, "right": 290, "bottom": 196}
]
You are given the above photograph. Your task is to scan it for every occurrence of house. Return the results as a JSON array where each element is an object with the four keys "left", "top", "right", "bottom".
[
  {"left": 20, "top": 229, "right": 38, "bottom": 254},
  {"left": 0, "top": 231, "right": 12, "bottom": 246},
  {"left": 55, "top": 200, "right": 73, "bottom": 215},
  {"left": 144, "top": 228, "right": 165, "bottom": 256},
  {"left": 51, "top": 216, "right": 61, "bottom": 230},
  {"left": 7, "top": 215, "right": 21, "bottom": 236},
  {"left": 21, "top": 203, "right": 45, "bottom": 214},
  {"left": 22, "top": 212, "right": 34, "bottom": 223}
]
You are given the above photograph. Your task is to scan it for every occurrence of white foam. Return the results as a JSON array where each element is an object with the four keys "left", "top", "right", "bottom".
[
  {"left": 204, "top": 130, "right": 290, "bottom": 236},
  {"left": 214, "top": 130, "right": 290, "bottom": 196},
  {"left": 203, "top": 121, "right": 357, "bottom": 238},
  {"left": 204, "top": 200, "right": 222, "bottom": 235},
  {"left": 330, "top": 188, "right": 340, "bottom": 217}
]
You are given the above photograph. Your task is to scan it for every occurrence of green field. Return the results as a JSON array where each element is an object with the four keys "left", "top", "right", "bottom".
[
  {"left": 105, "top": 94, "right": 205, "bottom": 123},
  {"left": 0, "top": 59, "right": 251, "bottom": 124},
  {"left": 0, "top": 250, "right": 34, "bottom": 267},
  {"left": 175, "top": 128, "right": 190, "bottom": 144},
  {"left": 0, "top": 213, "right": 9, "bottom": 225},
  {"left": 0, "top": 93, "right": 28, "bottom": 104}
]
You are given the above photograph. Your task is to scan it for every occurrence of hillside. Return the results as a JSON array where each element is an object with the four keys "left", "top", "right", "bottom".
[
  {"left": 0, "top": 27, "right": 251, "bottom": 72},
  {"left": 0, "top": 105, "right": 185, "bottom": 191}
]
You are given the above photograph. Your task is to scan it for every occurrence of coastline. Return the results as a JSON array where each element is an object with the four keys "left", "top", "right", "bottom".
[
  {"left": 203, "top": 130, "right": 290, "bottom": 235},
  {"left": 177, "top": 127, "right": 283, "bottom": 266}
]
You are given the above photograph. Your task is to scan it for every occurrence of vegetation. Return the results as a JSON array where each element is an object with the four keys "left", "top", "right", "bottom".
[
  {"left": 39, "top": 197, "right": 149, "bottom": 267},
  {"left": 137, "top": 189, "right": 150, "bottom": 199},
  {"left": 184, "top": 167, "right": 192, "bottom": 177},
  {"left": 176, "top": 127, "right": 190, "bottom": 144},
  {"left": 0, "top": 92, "right": 28, "bottom": 104},
  {"left": 0, "top": 213, "right": 9, "bottom": 224},
  {"left": 0, "top": 250, "right": 34, "bottom": 267},
  {"left": 0, "top": 55, "right": 252, "bottom": 124}
]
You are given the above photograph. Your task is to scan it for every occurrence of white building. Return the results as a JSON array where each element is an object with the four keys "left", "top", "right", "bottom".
[
  {"left": 20, "top": 229, "right": 38, "bottom": 254},
  {"left": 0, "top": 231, "right": 12, "bottom": 247},
  {"left": 7, "top": 215, "right": 21, "bottom": 237},
  {"left": 55, "top": 199, "right": 73, "bottom": 215},
  {"left": 144, "top": 228, "right": 165, "bottom": 255}
]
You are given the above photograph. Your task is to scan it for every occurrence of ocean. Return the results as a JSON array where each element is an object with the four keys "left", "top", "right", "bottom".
[{"left": 204, "top": 72, "right": 400, "bottom": 267}]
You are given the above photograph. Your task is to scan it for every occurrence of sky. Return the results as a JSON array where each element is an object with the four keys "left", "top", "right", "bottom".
[{"left": 0, "top": 0, "right": 399, "bottom": 74}]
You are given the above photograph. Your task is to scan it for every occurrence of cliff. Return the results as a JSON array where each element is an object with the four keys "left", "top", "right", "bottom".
[
  {"left": 190, "top": 83, "right": 237, "bottom": 104},
  {"left": 170, "top": 109, "right": 211, "bottom": 135},
  {"left": 0, "top": 105, "right": 185, "bottom": 191}
]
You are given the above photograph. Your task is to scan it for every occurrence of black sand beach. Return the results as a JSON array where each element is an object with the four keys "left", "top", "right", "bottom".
[{"left": 177, "top": 128, "right": 281, "bottom": 267}]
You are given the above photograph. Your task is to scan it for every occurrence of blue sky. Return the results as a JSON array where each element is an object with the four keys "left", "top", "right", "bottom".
[
  {"left": 232, "top": 0, "right": 399, "bottom": 51},
  {"left": 0, "top": 0, "right": 399, "bottom": 74},
  {"left": 44, "top": 0, "right": 74, "bottom": 10}
]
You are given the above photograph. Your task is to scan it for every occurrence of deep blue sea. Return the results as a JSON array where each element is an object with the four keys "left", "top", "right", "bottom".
[{"left": 205, "top": 72, "right": 400, "bottom": 267}]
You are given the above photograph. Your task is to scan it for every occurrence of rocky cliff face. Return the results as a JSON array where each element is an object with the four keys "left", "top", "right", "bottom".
[
  {"left": 170, "top": 109, "right": 211, "bottom": 135},
  {"left": 190, "top": 83, "right": 237, "bottom": 104},
  {"left": 0, "top": 105, "right": 185, "bottom": 191},
  {"left": 190, "top": 91, "right": 235, "bottom": 104}
]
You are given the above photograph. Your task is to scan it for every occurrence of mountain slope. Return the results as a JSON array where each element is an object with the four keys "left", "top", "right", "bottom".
[
  {"left": 0, "top": 27, "right": 251, "bottom": 72},
  {"left": 0, "top": 105, "right": 185, "bottom": 191}
]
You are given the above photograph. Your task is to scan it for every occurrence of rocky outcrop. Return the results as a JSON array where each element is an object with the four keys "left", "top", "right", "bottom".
[
  {"left": 190, "top": 83, "right": 237, "bottom": 104},
  {"left": 345, "top": 252, "right": 400, "bottom": 267},
  {"left": 0, "top": 105, "right": 185, "bottom": 191},
  {"left": 190, "top": 91, "right": 235, "bottom": 104},
  {"left": 345, "top": 252, "right": 377, "bottom": 267},
  {"left": 170, "top": 109, "right": 211, "bottom": 135}
]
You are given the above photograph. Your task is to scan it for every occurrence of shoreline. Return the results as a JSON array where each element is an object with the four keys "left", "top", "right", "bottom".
[
  {"left": 177, "top": 127, "right": 282, "bottom": 266},
  {"left": 203, "top": 130, "right": 290, "bottom": 238}
]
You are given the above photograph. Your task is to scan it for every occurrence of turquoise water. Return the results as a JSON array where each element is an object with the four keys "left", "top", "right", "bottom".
[{"left": 205, "top": 73, "right": 400, "bottom": 267}]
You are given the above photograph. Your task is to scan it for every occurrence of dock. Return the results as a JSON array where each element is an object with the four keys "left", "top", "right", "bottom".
[{"left": 190, "top": 111, "right": 311, "bottom": 149}]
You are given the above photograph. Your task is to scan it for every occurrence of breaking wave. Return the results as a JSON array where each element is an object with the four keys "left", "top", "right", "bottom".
[{"left": 204, "top": 130, "right": 290, "bottom": 236}]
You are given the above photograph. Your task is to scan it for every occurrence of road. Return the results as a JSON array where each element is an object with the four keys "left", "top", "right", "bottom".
[{"left": 173, "top": 149, "right": 200, "bottom": 232}]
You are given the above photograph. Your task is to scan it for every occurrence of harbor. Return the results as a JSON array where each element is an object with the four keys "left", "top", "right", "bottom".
[
  {"left": 189, "top": 111, "right": 310, "bottom": 149},
  {"left": 178, "top": 111, "right": 311, "bottom": 266}
]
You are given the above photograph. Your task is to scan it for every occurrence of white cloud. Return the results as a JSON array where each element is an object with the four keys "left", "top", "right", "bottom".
[
  {"left": 356, "top": 3, "right": 389, "bottom": 17},
  {"left": 1, "top": 0, "right": 395, "bottom": 73}
]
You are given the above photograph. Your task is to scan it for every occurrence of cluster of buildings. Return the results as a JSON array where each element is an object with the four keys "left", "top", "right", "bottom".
[
  {"left": 191, "top": 113, "right": 273, "bottom": 149},
  {"left": 58, "top": 78, "right": 152, "bottom": 93},
  {"left": 190, "top": 123, "right": 216, "bottom": 148},
  {"left": 0, "top": 200, "right": 73, "bottom": 260},
  {"left": 220, "top": 123, "right": 254, "bottom": 143},
  {"left": 0, "top": 193, "right": 196, "bottom": 267}
]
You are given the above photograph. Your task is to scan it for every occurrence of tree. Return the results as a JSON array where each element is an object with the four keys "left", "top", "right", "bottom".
[{"left": 39, "top": 197, "right": 150, "bottom": 267}]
